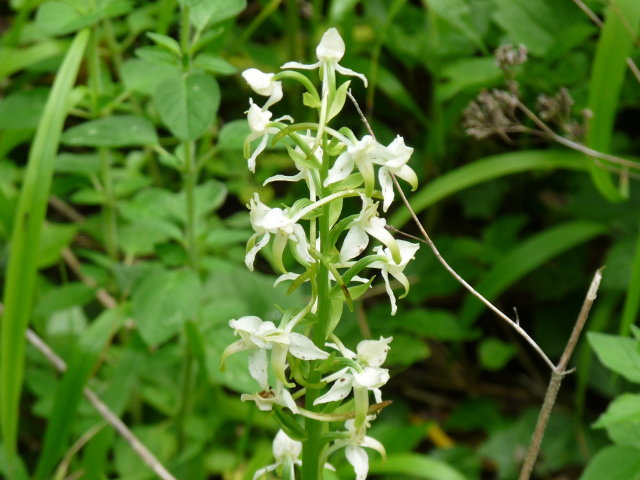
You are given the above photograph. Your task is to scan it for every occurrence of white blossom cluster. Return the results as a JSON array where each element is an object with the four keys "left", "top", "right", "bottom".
[{"left": 222, "top": 28, "right": 420, "bottom": 480}]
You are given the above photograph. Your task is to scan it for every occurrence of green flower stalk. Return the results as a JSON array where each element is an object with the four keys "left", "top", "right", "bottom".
[{"left": 223, "top": 28, "right": 420, "bottom": 480}]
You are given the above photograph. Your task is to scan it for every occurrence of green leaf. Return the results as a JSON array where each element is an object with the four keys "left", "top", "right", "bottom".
[
  {"left": 54, "top": 153, "right": 101, "bottom": 177},
  {"left": 189, "top": 0, "right": 247, "bottom": 31},
  {"left": 436, "top": 57, "right": 502, "bottom": 101},
  {"left": 35, "top": 1, "right": 82, "bottom": 35},
  {"left": 369, "top": 453, "right": 466, "bottom": 480},
  {"left": 580, "top": 445, "right": 640, "bottom": 480},
  {"left": 217, "top": 119, "right": 250, "bottom": 150},
  {"left": 132, "top": 269, "right": 202, "bottom": 346},
  {"left": 36, "top": 223, "right": 77, "bottom": 268},
  {"left": 397, "top": 308, "right": 479, "bottom": 341},
  {"left": 154, "top": 72, "right": 220, "bottom": 141},
  {"left": 146, "top": 32, "right": 181, "bottom": 56},
  {"left": 0, "top": 88, "right": 49, "bottom": 130},
  {"left": 425, "top": 0, "right": 486, "bottom": 52},
  {"left": 0, "top": 41, "right": 64, "bottom": 80},
  {"left": 390, "top": 150, "right": 587, "bottom": 229},
  {"left": 588, "top": 332, "right": 640, "bottom": 384},
  {"left": 491, "top": 0, "right": 585, "bottom": 56},
  {"left": 478, "top": 337, "right": 518, "bottom": 371},
  {"left": 0, "top": 30, "right": 88, "bottom": 466},
  {"left": 61, "top": 115, "right": 158, "bottom": 147},
  {"left": 121, "top": 58, "right": 180, "bottom": 95},
  {"left": 461, "top": 221, "right": 606, "bottom": 325},
  {"left": 620, "top": 225, "right": 640, "bottom": 336},
  {"left": 134, "top": 45, "right": 180, "bottom": 66},
  {"left": 385, "top": 334, "right": 430, "bottom": 367},
  {"left": 34, "top": 309, "right": 120, "bottom": 480},
  {"left": 193, "top": 52, "right": 238, "bottom": 75},
  {"left": 594, "top": 394, "right": 640, "bottom": 447},
  {"left": 585, "top": 0, "right": 640, "bottom": 201}
]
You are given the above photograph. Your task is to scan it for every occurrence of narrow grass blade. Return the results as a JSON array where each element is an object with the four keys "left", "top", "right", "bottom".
[
  {"left": 620, "top": 225, "right": 640, "bottom": 336},
  {"left": 0, "top": 28, "right": 89, "bottom": 467},
  {"left": 34, "top": 309, "right": 119, "bottom": 480},
  {"left": 369, "top": 453, "right": 466, "bottom": 480},
  {"left": 585, "top": 0, "right": 640, "bottom": 202},
  {"left": 460, "top": 221, "right": 607, "bottom": 326},
  {"left": 390, "top": 150, "right": 587, "bottom": 228}
]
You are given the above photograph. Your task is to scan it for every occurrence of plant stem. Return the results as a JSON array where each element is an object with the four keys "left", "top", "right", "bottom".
[
  {"left": 302, "top": 133, "right": 332, "bottom": 480},
  {"left": 518, "top": 268, "right": 603, "bottom": 480},
  {"left": 183, "top": 140, "right": 198, "bottom": 269}
]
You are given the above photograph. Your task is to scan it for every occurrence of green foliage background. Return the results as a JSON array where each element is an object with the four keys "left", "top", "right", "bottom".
[{"left": 1, "top": 0, "right": 640, "bottom": 478}]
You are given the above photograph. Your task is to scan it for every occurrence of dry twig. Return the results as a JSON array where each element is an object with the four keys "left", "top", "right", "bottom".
[
  {"left": 25, "top": 328, "right": 178, "bottom": 480},
  {"left": 518, "top": 268, "right": 603, "bottom": 480},
  {"left": 347, "top": 89, "right": 556, "bottom": 371}
]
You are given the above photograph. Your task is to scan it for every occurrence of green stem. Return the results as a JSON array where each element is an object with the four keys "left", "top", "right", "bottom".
[
  {"left": 99, "top": 148, "right": 118, "bottom": 260},
  {"left": 183, "top": 140, "right": 198, "bottom": 269},
  {"left": 302, "top": 131, "right": 332, "bottom": 480},
  {"left": 177, "top": 323, "right": 195, "bottom": 450}
]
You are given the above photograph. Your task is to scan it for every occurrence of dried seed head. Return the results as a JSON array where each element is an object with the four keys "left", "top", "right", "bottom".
[
  {"left": 495, "top": 44, "right": 528, "bottom": 70},
  {"left": 463, "top": 89, "right": 520, "bottom": 140}
]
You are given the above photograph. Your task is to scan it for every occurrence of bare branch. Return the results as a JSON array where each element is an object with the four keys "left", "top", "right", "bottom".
[
  {"left": 518, "top": 268, "right": 603, "bottom": 480},
  {"left": 347, "top": 91, "right": 556, "bottom": 370},
  {"left": 25, "top": 329, "right": 178, "bottom": 480}
]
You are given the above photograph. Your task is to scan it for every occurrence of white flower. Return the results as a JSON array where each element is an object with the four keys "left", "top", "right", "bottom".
[
  {"left": 245, "top": 194, "right": 314, "bottom": 272},
  {"left": 332, "top": 419, "right": 386, "bottom": 480},
  {"left": 324, "top": 136, "right": 385, "bottom": 194},
  {"left": 241, "top": 381, "right": 299, "bottom": 414},
  {"left": 369, "top": 240, "right": 419, "bottom": 315},
  {"left": 340, "top": 195, "right": 400, "bottom": 263},
  {"left": 244, "top": 99, "right": 292, "bottom": 173},
  {"left": 376, "top": 135, "right": 418, "bottom": 211},
  {"left": 221, "top": 315, "right": 329, "bottom": 388},
  {"left": 242, "top": 68, "right": 283, "bottom": 109},
  {"left": 253, "top": 430, "right": 302, "bottom": 480},
  {"left": 264, "top": 131, "right": 322, "bottom": 200},
  {"left": 314, "top": 337, "right": 392, "bottom": 405},
  {"left": 282, "top": 28, "right": 368, "bottom": 86}
]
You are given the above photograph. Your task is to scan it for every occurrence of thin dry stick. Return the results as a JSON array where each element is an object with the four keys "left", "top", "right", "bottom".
[
  {"left": 347, "top": 90, "right": 556, "bottom": 371},
  {"left": 25, "top": 329, "right": 178, "bottom": 480},
  {"left": 518, "top": 268, "right": 603, "bottom": 480},
  {"left": 515, "top": 100, "right": 640, "bottom": 171}
]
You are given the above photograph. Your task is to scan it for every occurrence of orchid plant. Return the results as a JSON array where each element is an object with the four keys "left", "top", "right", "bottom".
[{"left": 222, "top": 28, "right": 420, "bottom": 480}]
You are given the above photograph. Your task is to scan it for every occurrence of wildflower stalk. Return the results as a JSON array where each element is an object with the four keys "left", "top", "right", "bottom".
[{"left": 229, "top": 28, "right": 419, "bottom": 479}]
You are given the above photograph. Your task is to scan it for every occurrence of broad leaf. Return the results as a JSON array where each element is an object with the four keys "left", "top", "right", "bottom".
[
  {"left": 153, "top": 72, "right": 220, "bottom": 141},
  {"left": 580, "top": 445, "right": 640, "bottom": 480},
  {"left": 132, "top": 269, "right": 202, "bottom": 346},
  {"left": 189, "top": 0, "right": 247, "bottom": 31},
  {"left": 61, "top": 115, "right": 158, "bottom": 147},
  {"left": 588, "top": 332, "right": 640, "bottom": 384}
]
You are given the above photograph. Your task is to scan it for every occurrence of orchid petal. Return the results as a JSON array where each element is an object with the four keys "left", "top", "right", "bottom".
[
  {"left": 357, "top": 337, "right": 392, "bottom": 367},
  {"left": 380, "top": 269, "right": 397, "bottom": 315},
  {"left": 345, "top": 445, "right": 369, "bottom": 480},
  {"left": 289, "top": 332, "right": 329, "bottom": 360},
  {"left": 361, "top": 435, "right": 386, "bottom": 459},
  {"left": 334, "top": 64, "right": 368, "bottom": 87},
  {"left": 364, "top": 217, "right": 400, "bottom": 263},
  {"left": 340, "top": 224, "right": 369, "bottom": 262},
  {"left": 314, "top": 377, "right": 353, "bottom": 405},
  {"left": 220, "top": 339, "right": 249, "bottom": 370},
  {"left": 229, "top": 315, "right": 263, "bottom": 334},
  {"left": 281, "top": 60, "right": 321, "bottom": 70},
  {"left": 247, "top": 133, "right": 269, "bottom": 173},
  {"left": 248, "top": 349, "right": 269, "bottom": 388},
  {"left": 271, "top": 342, "right": 293, "bottom": 387},
  {"left": 325, "top": 150, "right": 355, "bottom": 186},
  {"left": 378, "top": 167, "right": 395, "bottom": 212},
  {"left": 280, "top": 387, "right": 300, "bottom": 414},
  {"left": 252, "top": 462, "right": 278, "bottom": 480}
]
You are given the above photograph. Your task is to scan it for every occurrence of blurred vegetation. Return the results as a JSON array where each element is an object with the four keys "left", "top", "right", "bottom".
[{"left": 1, "top": 0, "right": 640, "bottom": 479}]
